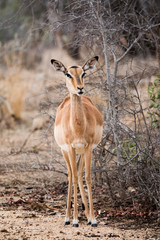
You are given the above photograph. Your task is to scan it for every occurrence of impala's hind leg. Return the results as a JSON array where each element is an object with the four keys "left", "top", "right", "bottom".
[
  {"left": 85, "top": 146, "right": 97, "bottom": 227},
  {"left": 78, "top": 155, "right": 90, "bottom": 223}
]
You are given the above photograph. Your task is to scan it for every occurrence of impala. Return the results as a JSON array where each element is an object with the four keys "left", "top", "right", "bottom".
[{"left": 51, "top": 56, "right": 103, "bottom": 227}]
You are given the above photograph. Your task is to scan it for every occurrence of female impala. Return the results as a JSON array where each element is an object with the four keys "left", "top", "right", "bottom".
[{"left": 51, "top": 56, "right": 103, "bottom": 227}]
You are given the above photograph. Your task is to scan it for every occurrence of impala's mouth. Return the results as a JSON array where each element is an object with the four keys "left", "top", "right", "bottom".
[
  {"left": 77, "top": 86, "right": 85, "bottom": 96},
  {"left": 77, "top": 90, "right": 84, "bottom": 95}
]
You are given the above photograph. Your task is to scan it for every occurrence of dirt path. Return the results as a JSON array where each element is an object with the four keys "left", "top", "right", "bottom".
[{"left": 0, "top": 210, "right": 159, "bottom": 240}]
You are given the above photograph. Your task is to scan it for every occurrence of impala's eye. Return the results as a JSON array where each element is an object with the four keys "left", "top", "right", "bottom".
[
  {"left": 81, "top": 72, "right": 86, "bottom": 78},
  {"left": 66, "top": 73, "right": 72, "bottom": 78}
]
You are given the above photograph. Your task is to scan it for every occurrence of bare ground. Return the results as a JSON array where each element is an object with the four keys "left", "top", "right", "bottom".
[{"left": 1, "top": 210, "right": 159, "bottom": 240}]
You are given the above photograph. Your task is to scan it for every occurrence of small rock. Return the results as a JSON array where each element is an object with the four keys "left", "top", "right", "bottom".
[
  {"left": 1, "top": 229, "right": 9, "bottom": 233},
  {"left": 108, "top": 233, "right": 120, "bottom": 238}
]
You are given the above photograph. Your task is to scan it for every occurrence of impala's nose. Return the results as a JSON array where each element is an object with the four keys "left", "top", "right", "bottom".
[
  {"left": 77, "top": 87, "right": 83, "bottom": 91},
  {"left": 77, "top": 87, "right": 84, "bottom": 95}
]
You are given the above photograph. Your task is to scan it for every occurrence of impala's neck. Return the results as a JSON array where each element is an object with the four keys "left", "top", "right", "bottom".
[{"left": 70, "top": 94, "right": 85, "bottom": 135}]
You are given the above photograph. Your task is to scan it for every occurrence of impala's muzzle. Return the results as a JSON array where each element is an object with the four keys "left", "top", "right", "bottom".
[{"left": 77, "top": 87, "right": 84, "bottom": 95}]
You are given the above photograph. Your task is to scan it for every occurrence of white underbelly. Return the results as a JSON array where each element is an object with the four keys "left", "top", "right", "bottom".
[
  {"left": 60, "top": 143, "right": 86, "bottom": 154},
  {"left": 54, "top": 124, "right": 102, "bottom": 154},
  {"left": 60, "top": 143, "right": 97, "bottom": 154},
  {"left": 60, "top": 144, "right": 68, "bottom": 152}
]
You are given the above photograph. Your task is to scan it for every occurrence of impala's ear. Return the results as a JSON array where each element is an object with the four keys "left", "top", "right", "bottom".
[
  {"left": 51, "top": 59, "right": 67, "bottom": 74},
  {"left": 82, "top": 56, "right": 99, "bottom": 71}
]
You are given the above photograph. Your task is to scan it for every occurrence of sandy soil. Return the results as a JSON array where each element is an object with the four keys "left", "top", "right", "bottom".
[{"left": 1, "top": 209, "right": 160, "bottom": 240}]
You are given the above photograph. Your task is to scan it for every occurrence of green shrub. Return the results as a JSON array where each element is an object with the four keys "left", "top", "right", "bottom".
[{"left": 148, "top": 75, "right": 160, "bottom": 128}]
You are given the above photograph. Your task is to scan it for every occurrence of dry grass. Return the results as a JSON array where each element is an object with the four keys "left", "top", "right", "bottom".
[
  {"left": 5, "top": 71, "right": 26, "bottom": 120},
  {"left": 0, "top": 50, "right": 27, "bottom": 120}
]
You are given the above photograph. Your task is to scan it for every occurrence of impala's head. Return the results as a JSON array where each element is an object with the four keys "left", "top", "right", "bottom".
[{"left": 51, "top": 56, "right": 99, "bottom": 96}]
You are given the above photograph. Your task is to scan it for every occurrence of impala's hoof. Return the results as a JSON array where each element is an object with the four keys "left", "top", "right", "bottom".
[
  {"left": 64, "top": 221, "right": 70, "bottom": 225},
  {"left": 91, "top": 223, "right": 98, "bottom": 227},
  {"left": 87, "top": 221, "right": 91, "bottom": 225},
  {"left": 73, "top": 223, "right": 79, "bottom": 227}
]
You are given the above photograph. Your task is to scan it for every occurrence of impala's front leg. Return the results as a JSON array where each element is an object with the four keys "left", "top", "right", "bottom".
[
  {"left": 85, "top": 146, "right": 97, "bottom": 227},
  {"left": 68, "top": 147, "right": 79, "bottom": 227},
  {"left": 61, "top": 150, "right": 72, "bottom": 225}
]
